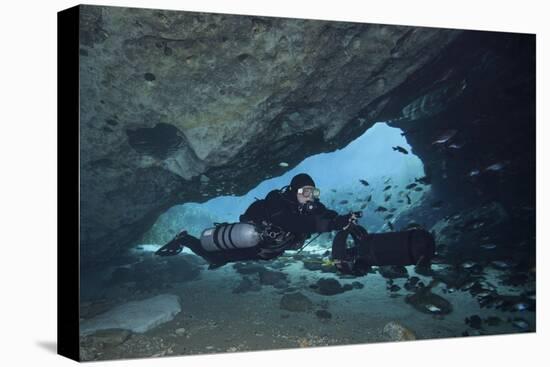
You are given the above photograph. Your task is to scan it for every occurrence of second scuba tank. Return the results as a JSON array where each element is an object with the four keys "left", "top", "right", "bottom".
[{"left": 200, "top": 223, "right": 262, "bottom": 252}]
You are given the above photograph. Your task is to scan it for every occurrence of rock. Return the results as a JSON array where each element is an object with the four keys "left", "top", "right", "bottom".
[
  {"left": 383, "top": 321, "right": 417, "bottom": 341},
  {"left": 315, "top": 310, "right": 332, "bottom": 320},
  {"left": 405, "top": 288, "right": 453, "bottom": 315},
  {"left": 404, "top": 276, "right": 421, "bottom": 291},
  {"left": 109, "top": 267, "right": 133, "bottom": 284},
  {"left": 378, "top": 266, "right": 409, "bottom": 279},
  {"left": 484, "top": 316, "right": 502, "bottom": 326},
  {"left": 511, "top": 318, "right": 530, "bottom": 331},
  {"left": 165, "top": 257, "right": 201, "bottom": 282},
  {"left": 465, "top": 315, "right": 482, "bottom": 329},
  {"left": 432, "top": 266, "right": 473, "bottom": 289},
  {"left": 80, "top": 294, "right": 181, "bottom": 335},
  {"left": 259, "top": 269, "right": 289, "bottom": 288},
  {"left": 80, "top": 299, "right": 117, "bottom": 319},
  {"left": 388, "top": 284, "right": 401, "bottom": 292},
  {"left": 233, "top": 262, "right": 266, "bottom": 275},
  {"left": 86, "top": 328, "right": 131, "bottom": 347},
  {"left": 280, "top": 292, "right": 313, "bottom": 312},
  {"left": 232, "top": 276, "right": 262, "bottom": 294},
  {"left": 313, "top": 278, "right": 353, "bottom": 296},
  {"left": 430, "top": 202, "right": 510, "bottom": 263},
  {"left": 302, "top": 259, "right": 324, "bottom": 272}
]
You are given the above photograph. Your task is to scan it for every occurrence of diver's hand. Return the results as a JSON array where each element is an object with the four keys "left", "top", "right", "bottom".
[
  {"left": 342, "top": 212, "right": 360, "bottom": 230},
  {"left": 331, "top": 213, "right": 356, "bottom": 231}
]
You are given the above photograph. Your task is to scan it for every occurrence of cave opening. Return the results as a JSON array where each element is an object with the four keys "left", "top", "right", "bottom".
[{"left": 134, "top": 122, "right": 428, "bottom": 254}]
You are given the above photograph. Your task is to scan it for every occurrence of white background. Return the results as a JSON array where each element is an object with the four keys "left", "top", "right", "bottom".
[{"left": 0, "top": 0, "right": 547, "bottom": 366}]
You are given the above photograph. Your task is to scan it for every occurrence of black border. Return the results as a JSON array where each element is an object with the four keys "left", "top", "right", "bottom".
[{"left": 57, "top": 5, "right": 80, "bottom": 362}]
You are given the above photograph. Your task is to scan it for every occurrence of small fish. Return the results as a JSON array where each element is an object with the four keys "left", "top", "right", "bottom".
[
  {"left": 339, "top": 200, "right": 349, "bottom": 204},
  {"left": 384, "top": 214, "right": 394, "bottom": 220},
  {"left": 461, "top": 281, "right": 476, "bottom": 290},
  {"left": 469, "top": 169, "right": 480, "bottom": 177},
  {"left": 414, "top": 187, "right": 423, "bottom": 192},
  {"left": 512, "top": 319, "right": 529, "bottom": 330},
  {"left": 476, "top": 291, "right": 491, "bottom": 298},
  {"left": 347, "top": 192, "right": 354, "bottom": 195},
  {"left": 389, "top": 208, "right": 397, "bottom": 212},
  {"left": 426, "top": 304, "right": 441, "bottom": 313},
  {"left": 485, "top": 162, "right": 508, "bottom": 172},
  {"left": 513, "top": 302, "right": 529, "bottom": 312},
  {"left": 392, "top": 146, "right": 409, "bottom": 154},
  {"left": 389, "top": 284, "right": 400, "bottom": 292},
  {"left": 279, "top": 162, "right": 289, "bottom": 167},
  {"left": 432, "top": 129, "right": 458, "bottom": 145},
  {"left": 375, "top": 206, "right": 388, "bottom": 212},
  {"left": 405, "top": 183, "right": 417, "bottom": 189},
  {"left": 448, "top": 143, "right": 464, "bottom": 149},
  {"left": 480, "top": 243, "right": 497, "bottom": 250},
  {"left": 331, "top": 189, "right": 337, "bottom": 193},
  {"left": 383, "top": 185, "right": 392, "bottom": 191},
  {"left": 387, "top": 221, "right": 394, "bottom": 230},
  {"left": 461, "top": 261, "right": 476, "bottom": 269},
  {"left": 367, "top": 195, "right": 372, "bottom": 202},
  {"left": 359, "top": 179, "right": 370, "bottom": 186},
  {"left": 360, "top": 203, "right": 368, "bottom": 210},
  {"left": 384, "top": 194, "right": 392, "bottom": 202},
  {"left": 397, "top": 199, "right": 404, "bottom": 203},
  {"left": 384, "top": 177, "right": 392, "bottom": 184},
  {"left": 406, "top": 194, "right": 411, "bottom": 205},
  {"left": 491, "top": 260, "right": 516, "bottom": 269}
]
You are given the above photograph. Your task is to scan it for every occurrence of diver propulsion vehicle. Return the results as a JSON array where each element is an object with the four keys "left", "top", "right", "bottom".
[{"left": 331, "top": 224, "right": 436, "bottom": 274}]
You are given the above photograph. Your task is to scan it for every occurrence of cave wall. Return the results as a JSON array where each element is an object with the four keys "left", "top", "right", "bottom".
[
  {"left": 377, "top": 31, "right": 535, "bottom": 237},
  {"left": 79, "top": 5, "right": 463, "bottom": 265}
]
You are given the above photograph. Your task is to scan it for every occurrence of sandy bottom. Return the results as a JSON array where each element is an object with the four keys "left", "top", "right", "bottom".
[{"left": 79, "top": 256, "right": 535, "bottom": 361}]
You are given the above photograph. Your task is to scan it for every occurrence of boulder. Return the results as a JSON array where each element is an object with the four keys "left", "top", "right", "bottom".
[
  {"left": 383, "top": 321, "right": 417, "bottom": 341},
  {"left": 280, "top": 292, "right": 313, "bottom": 312},
  {"left": 80, "top": 294, "right": 181, "bottom": 335}
]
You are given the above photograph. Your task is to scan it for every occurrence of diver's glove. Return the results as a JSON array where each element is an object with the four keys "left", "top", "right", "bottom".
[
  {"left": 330, "top": 212, "right": 362, "bottom": 231},
  {"left": 330, "top": 213, "right": 356, "bottom": 231}
]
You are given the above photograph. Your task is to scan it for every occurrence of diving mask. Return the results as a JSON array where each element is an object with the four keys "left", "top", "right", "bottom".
[{"left": 297, "top": 186, "right": 320, "bottom": 199}]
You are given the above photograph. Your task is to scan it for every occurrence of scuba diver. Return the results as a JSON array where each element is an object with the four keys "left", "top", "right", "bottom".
[
  {"left": 155, "top": 173, "right": 358, "bottom": 268},
  {"left": 155, "top": 173, "right": 436, "bottom": 275}
]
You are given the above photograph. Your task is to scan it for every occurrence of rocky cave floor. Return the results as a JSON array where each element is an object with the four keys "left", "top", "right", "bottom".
[{"left": 79, "top": 245, "right": 536, "bottom": 362}]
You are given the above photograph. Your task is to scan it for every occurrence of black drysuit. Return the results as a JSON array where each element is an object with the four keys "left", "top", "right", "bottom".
[{"left": 184, "top": 189, "right": 341, "bottom": 267}]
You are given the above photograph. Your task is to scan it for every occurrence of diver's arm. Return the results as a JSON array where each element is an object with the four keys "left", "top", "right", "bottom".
[
  {"left": 264, "top": 192, "right": 324, "bottom": 233},
  {"left": 269, "top": 209, "right": 319, "bottom": 233}
]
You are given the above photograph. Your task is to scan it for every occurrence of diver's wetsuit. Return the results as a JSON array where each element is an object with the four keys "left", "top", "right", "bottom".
[{"left": 167, "top": 188, "right": 341, "bottom": 268}]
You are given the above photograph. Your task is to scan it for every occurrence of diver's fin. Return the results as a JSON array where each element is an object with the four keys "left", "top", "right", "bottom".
[{"left": 155, "top": 230, "right": 189, "bottom": 256}]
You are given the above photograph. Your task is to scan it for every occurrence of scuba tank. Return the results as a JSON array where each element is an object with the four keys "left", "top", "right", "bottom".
[
  {"left": 200, "top": 223, "right": 262, "bottom": 252},
  {"left": 199, "top": 222, "right": 296, "bottom": 254}
]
